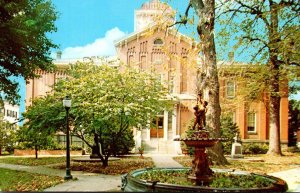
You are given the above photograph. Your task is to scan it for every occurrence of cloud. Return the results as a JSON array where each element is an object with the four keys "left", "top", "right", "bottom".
[{"left": 53, "top": 27, "right": 126, "bottom": 59}]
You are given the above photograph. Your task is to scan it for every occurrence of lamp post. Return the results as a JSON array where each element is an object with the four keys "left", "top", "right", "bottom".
[{"left": 63, "top": 96, "right": 72, "bottom": 180}]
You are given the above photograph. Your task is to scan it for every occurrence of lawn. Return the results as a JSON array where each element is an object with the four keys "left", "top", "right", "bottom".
[
  {"left": 50, "top": 156, "right": 155, "bottom": 175},
  {"left": 0, "top": 156, "right": 66, "bottom": 166},
  {"left": 0, "top": 168, "right": 64, "bottom": 191},
  {"left": 0, "top": 155, "right": 154, "bottom": 191},
  {"left": 173, "top": 152, "right": 300, "bottom": 174}
]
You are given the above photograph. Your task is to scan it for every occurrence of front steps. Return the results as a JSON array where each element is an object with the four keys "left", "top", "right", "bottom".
[{"left": 142, "top": 138, "right": 180, "bottom": 154}]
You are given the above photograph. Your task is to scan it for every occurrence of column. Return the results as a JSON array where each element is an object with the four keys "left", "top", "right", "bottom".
[{"left": 163, "top": 110, "right": 168, "bottom": 141}]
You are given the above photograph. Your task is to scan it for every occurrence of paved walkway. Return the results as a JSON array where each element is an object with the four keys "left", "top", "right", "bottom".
[{"left": 0, "top": 154, "right": 299, "bottom": 192}]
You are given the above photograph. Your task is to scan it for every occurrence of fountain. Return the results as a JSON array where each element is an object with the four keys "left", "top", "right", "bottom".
[
  {"left": 121, "top": 94, "right": 288, "bottom": 192},
  {"left": 176, "top": 130, "right": 225, "bottom": 186}
]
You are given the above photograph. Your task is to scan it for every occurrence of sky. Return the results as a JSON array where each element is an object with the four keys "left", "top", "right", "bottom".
[{"left": 48, "top": 0, "right": 190, "bottom": 59}]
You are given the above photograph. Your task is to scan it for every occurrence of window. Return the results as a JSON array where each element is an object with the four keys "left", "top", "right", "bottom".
[
  {"left": 168, "top": 75, "right": 174, "bottom": 93},
  {"left": 229, "top": 112, "right": 236, "bottom": 123},
  {"left": 140, "top": 56, "right": 147, "bottom": 71},
  {"left": 154, "top": 38, "right": 163, "bottom": 45},
  {"left": 180, "top": 57, "right": 187, "bottom": 93},
  {"left": 128, "top": 55, "right": 134, "bottom": 67},
  {"left": 226, "top": 81, "right": 235, "bottom": 98},
  {"left": 247, "top": 112, "right": 256, "bottom": 132}
]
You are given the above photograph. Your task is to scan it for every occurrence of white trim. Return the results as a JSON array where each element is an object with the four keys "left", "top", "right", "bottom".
[{"left": 163, "top": 110, "right": 168, "bottom": 141}]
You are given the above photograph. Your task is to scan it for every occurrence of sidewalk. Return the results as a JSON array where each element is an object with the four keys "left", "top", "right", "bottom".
[
  {"left": 268, "top": 167, "right": 300, "bottom": 192},
  {"left": 0, "top": 154, "right": 299, "bottom": 192}
]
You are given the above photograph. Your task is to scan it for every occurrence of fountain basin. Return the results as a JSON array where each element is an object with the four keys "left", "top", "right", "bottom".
[{"left": 121, "top": 167, "right": 288, "bottom": 192}]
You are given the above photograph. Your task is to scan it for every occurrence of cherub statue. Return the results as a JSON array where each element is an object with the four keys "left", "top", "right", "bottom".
[{"left": 192, "top": 93, "right": 208, "bottom": 130}]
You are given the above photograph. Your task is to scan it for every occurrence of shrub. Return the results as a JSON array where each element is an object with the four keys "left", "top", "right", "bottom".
[
  {"left": 220, "top": 116, "right": 239, "bottom": 154},
  {"left": 242, "top": 143, "right": 268, "bottom": 154}
]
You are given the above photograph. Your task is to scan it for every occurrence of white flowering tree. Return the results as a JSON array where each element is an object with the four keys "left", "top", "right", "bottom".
[{"left": 23, "top": 62, "right": 173, "bottom": 167}]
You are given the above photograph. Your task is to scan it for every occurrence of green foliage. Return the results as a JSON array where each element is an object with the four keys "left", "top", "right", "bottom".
[
  {"left": 216, "top": 0, "right": 300, "bottom": 155},
  {"left": 210, "top": 173, "right": 273, "bottom": 188},
  {"left": 220, "top": 115, "right": 239, "bottom": 154},
  {"left": 23, "top": 62, "right": 173, "bottom": 166},
  {"left": 288, "top": 100, "right": 300, "bottom": 146},
  {"left": 216, "top": 0, "right": 299, "bottom": 66},
  {"left": 22, "top": 95, "right": 66, "bottom": 134},
  {"left": 138, "top": 145, "right": 144, "bottom": 156},
  {"left": 180, "top": 125, "right": 195, "bottom": 156},
  {"left": 0, "top": 113, "right": 17, "bottom": 154},
  {"left": 0, "top": 0, "right": 58, "bottom": 104},
  {"left": 243, "top": 143, "right": 269, "bottom": 154},
  {"left": 136, "top": 169, "right": 273, "bottom": 188},
  {"left": 15, "top": 125, "right": 56, "bottom": 154}
]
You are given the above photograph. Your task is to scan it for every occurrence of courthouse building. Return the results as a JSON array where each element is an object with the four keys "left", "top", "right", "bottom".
[{"left": 25, "top": 0, "right": 289, "bottom": 154}]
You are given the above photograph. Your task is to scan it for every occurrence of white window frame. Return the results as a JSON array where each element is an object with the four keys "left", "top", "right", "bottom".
[{"left": 247, "top": 112, "right": 256, "bottom": 133}]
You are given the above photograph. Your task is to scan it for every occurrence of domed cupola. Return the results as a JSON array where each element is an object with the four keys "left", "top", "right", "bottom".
[{"left": 134, "top": 0, "right": 175, "bottom": 32}]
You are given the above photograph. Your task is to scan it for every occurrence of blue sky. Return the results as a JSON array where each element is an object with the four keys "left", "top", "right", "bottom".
[{"left": 48, "top": 0, "right": 190, "bottom": 59}]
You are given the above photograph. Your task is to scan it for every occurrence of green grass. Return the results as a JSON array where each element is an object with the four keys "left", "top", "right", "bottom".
[
  {"left": 0, "top": 168, "right": 64, "bottom": 191},
  {"left": 173, "top": 152, "right": 300, "bottom": 174},
  {"left": 0, "top": 156, "right": 66, "bottom": 166},
  {"left": 136, "top": 169, "right": 273, "bottom": 188},
  {"left": 0, "top": 155, "right": 154, "bottom": 191}
]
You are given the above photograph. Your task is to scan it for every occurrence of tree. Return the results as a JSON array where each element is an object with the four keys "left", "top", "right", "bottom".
[
  {"left": 175, "top": 0, "right": 228, "bottom": 165},
  {"left": 0, "top": 114, "right": 16, "bottom": 155},
  {"left": 23, "top": 62, "right": 173, "bottom": 167},
  {"left": 0, "top": 0, "right": 58, "bottom": 104},
  {"left": 16, "top": 126, "right": 54, "bottom": 159},
  {"left": 220, "top": 115, "right": 239, "bottom": 154},
  {"left": 20, "top": 94, "right": 65, "bottom": 158},
  {"left": 216, "top": 0, "right": 300, "bottom": 156}
]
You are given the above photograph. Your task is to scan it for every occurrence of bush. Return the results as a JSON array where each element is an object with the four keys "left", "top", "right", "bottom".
[
  {"left": 5, "top": 145, "right": 14, "bottom": 154},
  {"left": 242, "top": 143, "right": 268, "bottom": 154},
  {"left": 70, "top": 145, "right": 82, "bottom": 151},
  {"left": 220, "top": 116, "right": 239, "bottom": 154},
  {"left": 45, "top": 142, "right": 65, "bottom": 150}
]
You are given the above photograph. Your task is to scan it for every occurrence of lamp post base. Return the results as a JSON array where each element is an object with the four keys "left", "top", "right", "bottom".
[
  {"left": 64, "top": 175, "right": 73, "bottom": 180},
  {"left": 64, "top": 168, "right": 73, "bottom": 180}
]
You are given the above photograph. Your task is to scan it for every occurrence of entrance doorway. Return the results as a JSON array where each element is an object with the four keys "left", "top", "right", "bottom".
[{"left": 150, "top": 115, "right": 164, "bottom": 138}]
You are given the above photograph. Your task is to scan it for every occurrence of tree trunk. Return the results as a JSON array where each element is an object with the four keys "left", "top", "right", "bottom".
[
  {"left": 35, "top": 145, "right": 38, "bottom": 159},
  {"left": 191, "top": 0, "right": 228, "bottom": 165},
  {"left": 267, "top": 57, "right": 282, "bottom": 155},
  {"left": 102, "top": 158, "right": 109, "bottom": 167},
  {"left": 94, "top": 133, "right": 108, "bottom": 167},
  {"left": 267, "top": 2, "right": 282, "bottom": 156}
]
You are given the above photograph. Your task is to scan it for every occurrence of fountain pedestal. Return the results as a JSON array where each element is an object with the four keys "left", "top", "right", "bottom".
[
  {"left": 188, "top": 146, "right": 213, "bottom": 185},
  {"left": 179, "top": 131, "right": 220, "bottom": 186}
]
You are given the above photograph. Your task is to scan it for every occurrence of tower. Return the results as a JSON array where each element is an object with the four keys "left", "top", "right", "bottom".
[{"left": 134, "top": 0, "right": 175, "bottom": 32}]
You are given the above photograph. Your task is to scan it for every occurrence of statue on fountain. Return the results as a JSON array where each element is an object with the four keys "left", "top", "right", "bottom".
[{"left": 192, "top": 93, "right": 208, "bottom": 131}]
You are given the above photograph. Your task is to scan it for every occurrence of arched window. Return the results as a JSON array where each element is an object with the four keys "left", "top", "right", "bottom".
[{"left": 154, "top": 38, "right": 163, "bottom": 45}]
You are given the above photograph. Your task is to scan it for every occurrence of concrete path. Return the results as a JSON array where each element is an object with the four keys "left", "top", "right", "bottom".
[
  {"left": 44, "top": 154, "right": 184, "bottom": 192},
  {"left": 44, "top": 174, "right": 122, "bottom": 192},
  {"left": 268, "top": 167, "right": 300, "bottom": 192},
  {"left": 147, "top": 153, "right": 184, "bottom": 168}
]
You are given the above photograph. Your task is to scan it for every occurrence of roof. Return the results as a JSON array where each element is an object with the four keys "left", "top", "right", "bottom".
[{"left": 114, "top": 24, "right": 197, "bottom": 47}]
